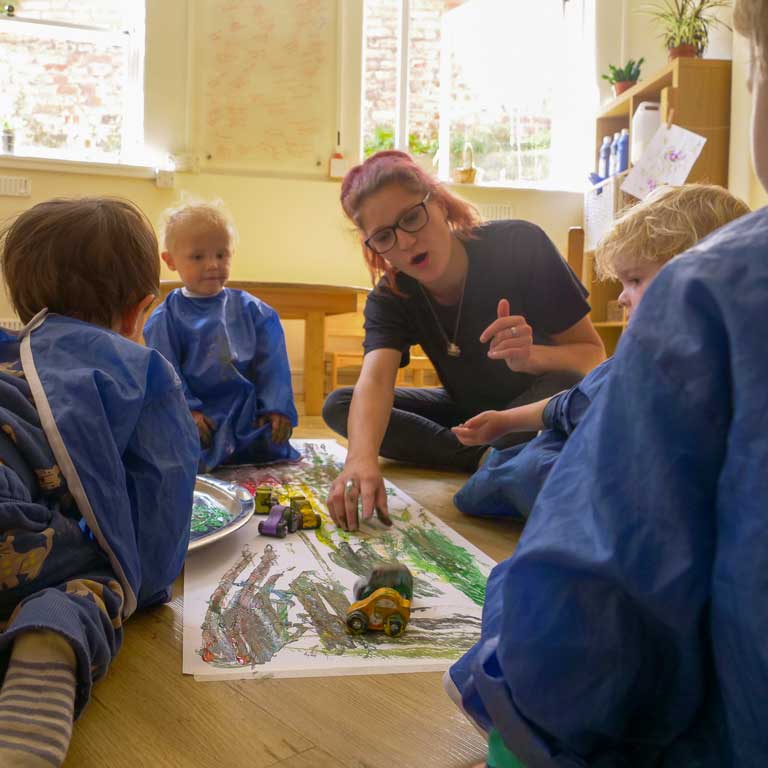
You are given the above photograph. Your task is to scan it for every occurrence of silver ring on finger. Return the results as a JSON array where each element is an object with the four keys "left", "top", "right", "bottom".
[
  {"left": 509, "top": 326, "right": 518, "bottom": 337},
  {"left": 344, "top": 478, "right": 358, "bottom": 496}
]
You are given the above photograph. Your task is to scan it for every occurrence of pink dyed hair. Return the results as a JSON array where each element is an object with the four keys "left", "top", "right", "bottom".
[{"left": 340, "top": 150, "right": 481, "bottom": 289}]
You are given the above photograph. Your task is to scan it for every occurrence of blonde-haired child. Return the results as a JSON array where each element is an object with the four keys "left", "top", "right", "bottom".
[
  {"left": 144, "top": 198, "right": 298, "bottom": 471},
  {"left": 0, "top": 197, "right": 198, "bottom": 767},
  {"left": 451, "top": 183, "right": 749, "bottom": 522},
  {"left": 448, "top": 0, "right": 768, "bottom": 761}
]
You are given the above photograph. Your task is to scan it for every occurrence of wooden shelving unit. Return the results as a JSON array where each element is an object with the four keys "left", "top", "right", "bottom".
[{"left": 584, "top": 57, "right": 731, "bottom": 353}]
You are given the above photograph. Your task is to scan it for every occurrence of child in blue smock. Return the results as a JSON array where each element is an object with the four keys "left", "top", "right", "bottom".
[
  {"left": 0, "top": 197, "right": 198, "bottom": 767},
  {"left": 446, "top": 2, "right": 768, "bottom": 763},
  {"left": 144, "top": 200, "right": 299, "bottom": 473},
  {"left": 451, "top": 183, "right": 749, "bottom": 521}
]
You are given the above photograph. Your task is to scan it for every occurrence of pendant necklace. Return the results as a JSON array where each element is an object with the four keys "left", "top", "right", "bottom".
[{"left": 419, "top": 272, "right": 468, "bottom": 358}]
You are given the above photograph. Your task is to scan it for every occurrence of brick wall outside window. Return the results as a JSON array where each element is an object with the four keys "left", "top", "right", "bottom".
[{"left": 0, "top": 0, "right": 138, "bottom": 159}]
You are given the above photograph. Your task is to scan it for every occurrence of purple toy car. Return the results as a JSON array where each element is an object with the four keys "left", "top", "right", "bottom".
[{"left": 258, "top": 504, "right": 302, "bottom": 538}]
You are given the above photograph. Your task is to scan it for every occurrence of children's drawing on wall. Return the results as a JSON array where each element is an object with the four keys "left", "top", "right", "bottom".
[
  {"left": 197, "top": 0, "right": 336, "bottom": 174},
  {"left": 183, "top": 440, "right": 494, "bottom": 681},
  {"left": 621, "top": 123, "right": 707, "bottom": 199}
]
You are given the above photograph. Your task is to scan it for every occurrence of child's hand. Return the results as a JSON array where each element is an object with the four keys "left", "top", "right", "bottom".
[
  {"left": 452, "top": 410, "right": 511, "bottom": 446},
  {"left": 256, "top": 413, "right": 292, "bottom": 443},
  {"left": 480, "top": 299, "right": 533, "bottom": 372},
  {"left": 191, "top": 411, "right": 216, "bottom": 448}
]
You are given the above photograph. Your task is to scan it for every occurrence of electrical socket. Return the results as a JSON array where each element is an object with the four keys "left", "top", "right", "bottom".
[{"left": 155, "top": 170, "right": 175, "bottom": 189}]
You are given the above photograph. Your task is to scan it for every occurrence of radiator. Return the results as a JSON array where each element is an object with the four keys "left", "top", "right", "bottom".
[
  {"left": 476, "top": 203, "right": 515, "bottom": 221},
  {"left": 0, "top": 318, "right": 24, "bottom": 331}
]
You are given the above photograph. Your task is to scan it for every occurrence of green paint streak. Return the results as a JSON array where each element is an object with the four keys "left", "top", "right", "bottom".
[{"left": 401, "top": 525, "right": 487, "bottom": 606}]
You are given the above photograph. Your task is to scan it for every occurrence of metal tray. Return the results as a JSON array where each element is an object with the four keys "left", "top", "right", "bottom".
[{"left": 188, "top": 476, "right": 255, "bottom": 552}]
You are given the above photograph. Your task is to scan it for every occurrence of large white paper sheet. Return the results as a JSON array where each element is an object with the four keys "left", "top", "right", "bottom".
[{"left": 183, "top": 440, "right": 495, "bottom": 681}]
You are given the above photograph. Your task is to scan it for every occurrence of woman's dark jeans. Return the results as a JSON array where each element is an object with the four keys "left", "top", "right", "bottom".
[{"left": 322, "top": 370, "right": 583, "bottom": 472}]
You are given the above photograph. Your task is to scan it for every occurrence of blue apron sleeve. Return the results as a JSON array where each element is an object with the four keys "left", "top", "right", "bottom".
[
  {"left": 460, "top": 275, "right": 729, "bottom": 763},
  {"left": 123, "top": 369, "right": 198, "bottom": 608},
  {"left": 143, "top": 307, "right": 203, "bottom": 412},
  {"left": 247, "top": 303, "right": 298, "bottom": 426},
  {"left": 541, "top": 359, "right": 613, "bottom": 435}
]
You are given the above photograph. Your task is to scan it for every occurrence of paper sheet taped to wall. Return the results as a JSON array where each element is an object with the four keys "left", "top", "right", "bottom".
[
  {"left": 620, "top": 124, "right": 706, "bottom": 200},
  {"left": 196, "top": 0, "right": 337, "bottom": 175}
]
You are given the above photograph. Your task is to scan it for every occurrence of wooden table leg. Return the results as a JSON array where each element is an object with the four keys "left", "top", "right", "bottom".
[{"left": 304, "top": 311, "right": 326, "bottom": 416}]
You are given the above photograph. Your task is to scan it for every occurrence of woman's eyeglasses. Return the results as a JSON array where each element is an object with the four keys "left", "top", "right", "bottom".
[{"left": 365, "top": 193, "right": 431, "bottom": 255}]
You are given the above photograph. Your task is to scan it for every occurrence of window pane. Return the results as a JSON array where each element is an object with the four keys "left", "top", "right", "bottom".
[
  {"left": 362, "top": 0, "right": 400, "bottom": 158},
  {"left": 0, "top": 27, "right": 130, "bottom": 159},
  {"left": 9, "top": 0, "right": 131, "bottom": 31},
  {"left": 441, "top": 0, "right": 561, "bottom": 184}
]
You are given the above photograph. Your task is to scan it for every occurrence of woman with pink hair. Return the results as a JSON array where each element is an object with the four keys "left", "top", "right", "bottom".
[{"left": 323, "top": 151, "right": 604, "bottom": 530}]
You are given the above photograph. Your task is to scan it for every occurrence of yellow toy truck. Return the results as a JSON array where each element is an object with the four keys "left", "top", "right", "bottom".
[
  {"left": 346, "top": 563, "right": 413, "bottom": 638},
  {"left": 289, "top": 494, "right": 321, "bottom": 529}
]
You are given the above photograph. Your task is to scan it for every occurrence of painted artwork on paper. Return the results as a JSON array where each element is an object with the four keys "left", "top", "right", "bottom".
[
  {"left": 183, "top": 440, "right": 495, "bottom": 680},
  {"left": 620, "top": 123, "right": 706, "bottom": 200}
]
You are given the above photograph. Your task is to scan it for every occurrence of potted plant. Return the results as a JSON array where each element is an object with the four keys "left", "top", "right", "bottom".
[
  {"left": 639, "top": 0, "right": 731, "bottom": 60},
  {"left": 602, "top": 59, "right": 645, "bottom": 97},
  {"left": 409, "top": 133, "right": 439, "bottom": 174},
  {"left": 1, "top": 121, "right": 14, "bottom": 154}
]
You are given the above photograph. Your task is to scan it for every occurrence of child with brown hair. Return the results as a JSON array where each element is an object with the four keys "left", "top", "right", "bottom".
[
  {"left": 451, "top": 183, "right": 749, "bottom": 521},
  {"left": 144, "top": 199, "right": 298, "bottom": 472},
  {"left": 0, "top": 197, "right": 198, "bottom": 767}
]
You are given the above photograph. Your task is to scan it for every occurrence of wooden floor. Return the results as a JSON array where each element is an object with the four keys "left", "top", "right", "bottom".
[{"left": 64, "top": 416, "right": 523, "bottom": 768}]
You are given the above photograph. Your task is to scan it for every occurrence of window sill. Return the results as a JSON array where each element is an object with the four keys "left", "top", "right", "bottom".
[
  {"left": 0, "top": 153, "right": 158, "bottom": 180},
  {"left": 445, "top": 179, "right": 584, "bottom": 194}
]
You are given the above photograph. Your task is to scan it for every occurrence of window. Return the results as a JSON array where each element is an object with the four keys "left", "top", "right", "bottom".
[
  {"left": 360, "top": 0, "right": 597, "bottom": 189},
  {"left": 0, "top": 1, "right": 144, "bottom": 164}
]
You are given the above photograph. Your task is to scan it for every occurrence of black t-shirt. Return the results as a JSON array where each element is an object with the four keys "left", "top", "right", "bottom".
[{"left": 363, "top": 220, "right": 590, "bottom": 411}]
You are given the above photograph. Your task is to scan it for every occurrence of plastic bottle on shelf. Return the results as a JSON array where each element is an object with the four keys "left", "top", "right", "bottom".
[
  {"left": 598, "top": 135, "right": 612, "bottom": 179},
  {"left": 617, "top": 128, "right": 630, "bottom": 173},
  {"left": 609, "top": 132, "right": 621, "bottom": 176},
  {"left": 631, "top": 101, "right": 661, "bottom": 164}
]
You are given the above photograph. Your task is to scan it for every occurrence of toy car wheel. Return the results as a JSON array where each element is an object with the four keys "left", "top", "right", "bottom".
[
  {"left": 384, "top": 614, "right": 405, "bottom": 638},
  {"left": 346, "top": 611, "right": 368, "bottom": 634},
  {"left": 277, "top": 523, "right": 288, "bottom": 538},
  {"left": 258, "top": 521, "right": 265, "bottom": 535}
]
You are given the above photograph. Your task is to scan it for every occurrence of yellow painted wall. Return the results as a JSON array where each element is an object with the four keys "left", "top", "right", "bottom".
[{"left": 0, "top": 166, "right": 582, "bottom": 383}]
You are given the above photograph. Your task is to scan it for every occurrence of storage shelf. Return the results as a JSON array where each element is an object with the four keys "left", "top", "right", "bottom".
[{"left": 587, "top": 56, "right": 731, "bottom": 355}]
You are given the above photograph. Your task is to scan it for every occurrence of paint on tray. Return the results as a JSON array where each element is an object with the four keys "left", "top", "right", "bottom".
[{"left": 190, "top": 492, "right": 236, "bottom": 539}]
